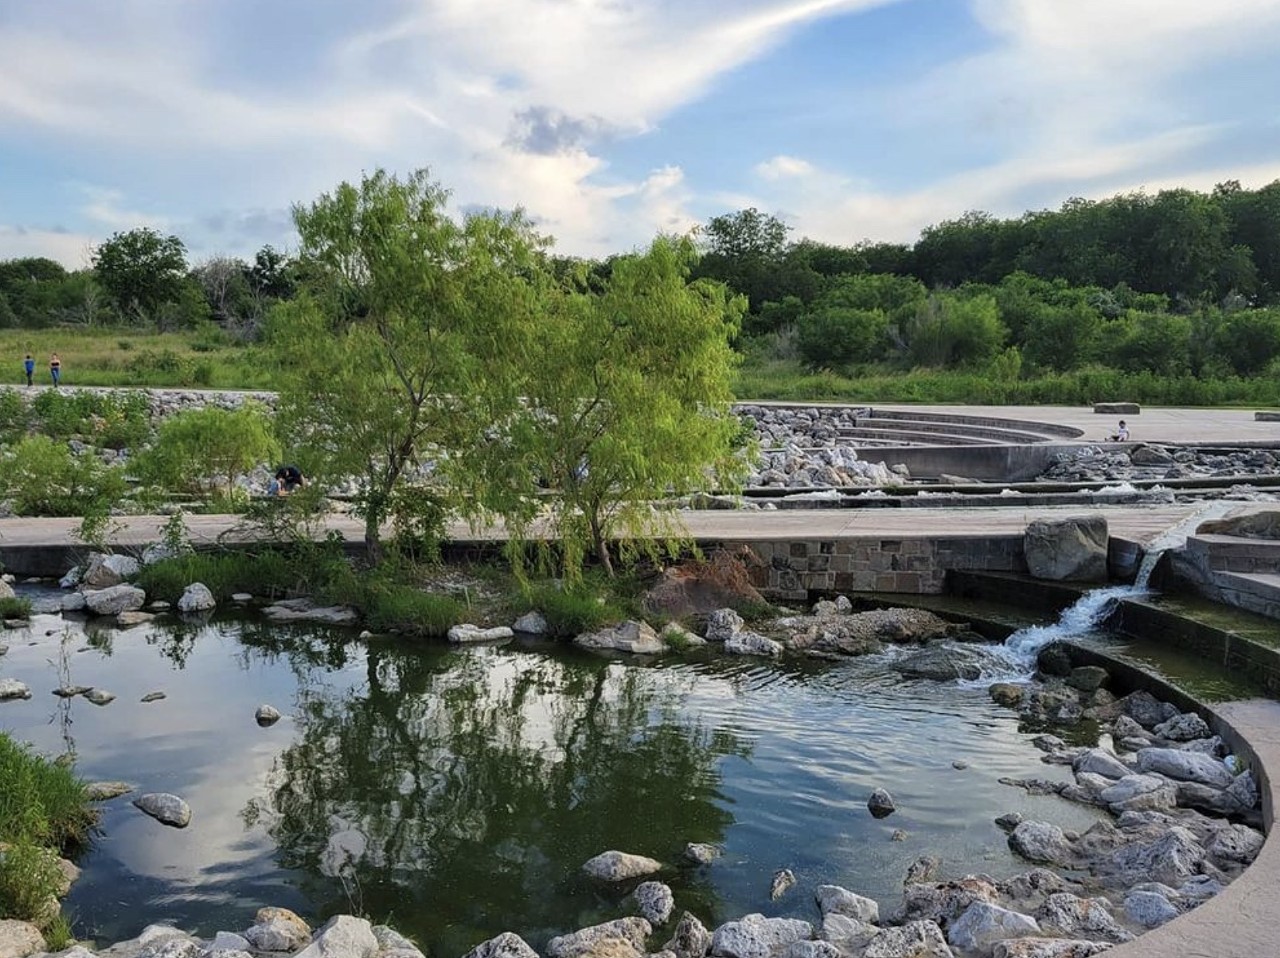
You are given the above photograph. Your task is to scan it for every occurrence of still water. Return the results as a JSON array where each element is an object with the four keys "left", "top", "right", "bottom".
[{"left": 0, "top": 594, "right": 1103, "bottom": 954}]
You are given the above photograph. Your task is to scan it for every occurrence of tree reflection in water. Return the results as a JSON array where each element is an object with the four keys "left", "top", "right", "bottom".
[{"left": 245, "top": 642, "right": 746, "bottom": 955}]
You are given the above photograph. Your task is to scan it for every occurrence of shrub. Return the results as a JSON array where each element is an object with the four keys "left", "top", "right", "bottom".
[
  {"left": 135, "top": 551, "right": 296, "bottom": 603},
  {"left": 0, "top": 436, "right": 127, "bottom": 517},
  {"left": 0, "top": 389, "right": 29, "bottom": 444},
  {"left": 134, "top": 402, "right": 279, "bottom": 496},
  {"left": 361, "top": 583, "right": 462, "bottom": 637}
]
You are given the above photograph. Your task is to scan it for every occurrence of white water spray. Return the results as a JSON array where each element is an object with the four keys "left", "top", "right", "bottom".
[{"left": 977, "top": 500, "right": 1240, "bottom": 679}]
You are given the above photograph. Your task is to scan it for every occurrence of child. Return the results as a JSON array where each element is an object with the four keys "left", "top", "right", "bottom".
[
  {"left": 23, "top": 354, "right": 34, "bottom": 387},
  {"left": 1108, "top": 420, "right": 1130, "bottom": 442}
]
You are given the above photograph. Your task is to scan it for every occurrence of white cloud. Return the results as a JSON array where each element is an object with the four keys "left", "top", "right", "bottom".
[
  {"left": 0, "top": 226, "right": 96, "bottom": 268},
  {"left": 755, "top": 156, "right": 817, "bottom": 181}
]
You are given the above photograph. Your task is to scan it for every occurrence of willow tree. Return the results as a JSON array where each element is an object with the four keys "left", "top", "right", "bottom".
[
  {"left": 271, "top": 169, "right": 545, "bottom": 561},
  {"left": 472, "top": 236, "right": 748, "bottom": 578}
]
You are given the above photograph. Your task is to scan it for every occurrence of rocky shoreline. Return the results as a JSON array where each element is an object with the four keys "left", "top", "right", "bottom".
[{"left": 2, "top": 571, "right": 1266, "bottom": 958}]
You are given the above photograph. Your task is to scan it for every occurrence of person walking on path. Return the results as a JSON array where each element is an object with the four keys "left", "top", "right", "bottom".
[
  {"left": 23, "top": 354, "right": 34, "bottom": 386},
  {"left": 49, "top": 352, "right": 61, "bottom": 387}
]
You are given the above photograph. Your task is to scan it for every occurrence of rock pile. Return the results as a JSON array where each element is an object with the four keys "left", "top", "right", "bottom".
[{"left": 1039, "top": 444, "right": 1280, "bottom": 485}]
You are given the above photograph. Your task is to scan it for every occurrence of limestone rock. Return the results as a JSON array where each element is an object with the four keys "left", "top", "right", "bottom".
[
  {"left": 781, "top": 943, "right": 840, "bottom": 958},
  {"left": 447, "top": 623, "right": 515, "bottom": 644},
  {"left": 1151, "top": 710, "right": 1210, "bottom": 742},
  {"left": 817, "top": 915, "right": 879, "bottom": 954},
  {"left": 0, "top": 920, "right": 44, "bottom": 958},
  {"left": 582, "top": 850, "right": 663, "bottom": 881},
  {"left": 1134, "top": 747, "right": 1233, "bottom": 788},
  {"left": 814, "top": 885, "right": 879, "bottom": 923},
  {"left": 132, "top": 793, "right": 192, "bottom": 828},
  {"left": 992, "top": 941, "right": 1110, "bottom": 958},
  {"left": 206, "top": 931, "right": 252, "bottom": 955},
  {"left": 263, "top": 600, "right": 359, "bottom": 625},
  {"left": 868, "top": 788, "right": 896, "bottom": 818},
  {"left": 1072, "top": 748, "right": 1129, "bottom": 780},
  {"left": 372, "top": 925, "right": 426, "bottom": 958},
  {"left": 1206, "top": 822, "right": 1264, "bottom": 867},
  {"left": 177, "top": 583, "right": 216, "bottom": 613},
  {"left": 724, "top": 631, "right": 783, "bottom": 658},
  {"left": 1097, "top": 774, "right": 1178, "bottom": 812},
  {"left": 84, "top": 688, "right": 116, "bottom": 706},
  {"left": 862, "top": 921, "right": 952, "bottom": 958},
  {"left": 83, "top": 585, "right": 146, "bottom": 616},
  {"left": 947, "top": 902, "right": 1040, "bottom": 957},
  {"left": 0, "top": 580, "right": 13, "bottom": 601},
  {"left": 1009, "top": 822, "right": 1073, "bottom": 866},
  {"left": 1065, "top": 667, "right": 1108, "bottom": 693},
  {"left": 710, "top": 914, "right": 812, "bottom": 958},
  {"left": 1023, "top": 516, "right": 1108, "bottom": 582},
  {"left": 635, "top": 881, "right": 675, "bottom": 925},
  {"left": 1121, "top": 691, "right": 1178, "bottom": 729},
  {"left": 896, "top": 876, "right": 1001, "bottom": 928},
  {"left": 86, "top": 780, "right": 133, "bottom": 801},
  {"left": 662, "top": 623, "right": 707, "bottom": 649},
  {"left": 0, "top": 679, "right": 32, "bottom": 701},
  {"left": 1123, "top": 890, "right": 1178, "bottom": 929},
  {"left": 548, "top": 918, "right": 651, "bottom": 958},
  {"left": 61, "top": 592, "right": 87, "bottom": 612},
  {"left": 576, "top": 621, "right": 664, "bottom": 655},
  {"left": 294, "top": 915, "right": 378, "bottom": 958},
  {"left": 512, "top": 611, "right": 548, "bottom": 634},
  {"left": 1033, "top": 894, "right": 1132, "bottom": 944},
  {"left": 989, "top": 683, "right": 1024, "bottom": 707},
  {"left": 664, "top": 913, "right": 712, "bottom": 958},
  {"left": 118, "top": 611, "right": 156, "bottom": 627},
  {"left": 81, "top": 553, "right": 141, "bottom": 589},
  {"left": 1197, "top": 510, "right": 1280, "bottom": 539},
  {"left": 1097, "top": 826, "right": 1204, "bottom": 888},
  {"left": 705, "top": 609, "right": 745, "bottom": 642},
  {"left": 461, "top": 933, "right": 539, "bottom": 958},
  {"left": 684, "top": 843, "right": 721, "bottom": 865},
  {"left": 256, "top": 704, "right": 282, "bottom": 727},
  {"left": 769, "top": 869, "right": 796, "bottom": 900}
]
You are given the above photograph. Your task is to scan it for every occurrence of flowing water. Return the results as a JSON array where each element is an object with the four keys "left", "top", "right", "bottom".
[{"left": 0, "top": 595, "right": 1108, "bottom": 955}]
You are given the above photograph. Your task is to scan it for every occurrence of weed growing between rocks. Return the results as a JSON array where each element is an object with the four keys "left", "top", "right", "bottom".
[{"left": 0, "top": 596, "right": 32, "bottom": 619}]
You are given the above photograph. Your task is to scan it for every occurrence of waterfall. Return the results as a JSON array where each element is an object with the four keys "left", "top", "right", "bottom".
[{"left": 977, "top": 500, "right": 1239, "bottom": 678}]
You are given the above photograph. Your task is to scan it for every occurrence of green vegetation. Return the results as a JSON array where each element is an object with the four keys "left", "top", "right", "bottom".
[
  {"left": 0, "top": 732, "right": 94, "bottom": 926},
  {"left": 134, "top": 402, "right": 279, "bottom": 497},
  {"left": 0, "top": 435, "right": 127, "bottom": 517},
  {"left": 0, "top": 596, "right": 33, "bottom": 619}
]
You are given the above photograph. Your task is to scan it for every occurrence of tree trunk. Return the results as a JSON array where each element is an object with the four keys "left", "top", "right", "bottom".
[
  {"left": 364, "top": 514, "right": 384, "bottom": 565},
  {"left": 590, "top": 513, "right": 614, "bottom": 577}
]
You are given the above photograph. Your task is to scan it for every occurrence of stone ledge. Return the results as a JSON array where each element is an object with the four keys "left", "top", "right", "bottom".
[
  {"left": 1094, "top": 402, "right": 1141, "bottom": 414},
  {"left": 1255, "top": 411, "right": 1280, "bottom": 422}
]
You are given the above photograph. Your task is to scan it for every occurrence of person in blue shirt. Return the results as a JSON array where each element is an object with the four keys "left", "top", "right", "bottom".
[{"left": 23, "top": 354, "right": 34, "bottom": 386}]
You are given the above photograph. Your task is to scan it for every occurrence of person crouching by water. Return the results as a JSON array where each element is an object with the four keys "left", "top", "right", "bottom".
[
  {"left": 1107, "top": 420, "right": 1130, "bottom": 442},
  {"left": 268, "top": 465, "right": 305, "bottom": 496}
]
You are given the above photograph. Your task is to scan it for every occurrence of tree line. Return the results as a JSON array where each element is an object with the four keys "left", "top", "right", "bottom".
[{"left": 4, "top": 179, "right": 1280, "bottom": 385}]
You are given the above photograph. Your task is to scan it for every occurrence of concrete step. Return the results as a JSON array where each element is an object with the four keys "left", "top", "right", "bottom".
[
  {"left": 842, "top": 418, "right": 1062, "bottom": 444},
  {"left": 867, "top": 408, "right": 1084, "bottom": 439},
  {"left": 837, "top": 426, "right": 990, "bottom": 447},
  {"left": 1213, "top": 571, "right": 1280, "bottom": 621},
  {"left": 1184, "top": 534, "right": 1280, "bottom": 574}
]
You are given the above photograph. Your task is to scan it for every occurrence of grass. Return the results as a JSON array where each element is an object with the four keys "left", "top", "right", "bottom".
[
  {"left": 0, "top": 732, "right": 95, "bottom": 927},
  {"left": 0, "top": 326, "right": 278, "bottom": 390},
  {"left": 733, "top": 357, "right": 1280, "bottom": 407},
  {"left": 134, "top": 550, "right": 298, "bottom": 603},
  {"left": 0, "top": 597, "right": 32, "bottom": 619}
]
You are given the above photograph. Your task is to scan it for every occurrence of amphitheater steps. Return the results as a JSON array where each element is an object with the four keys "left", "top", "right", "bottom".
[
  {"left": 1214, "top": 572, "right": 1280, "bottom": 621},
  {"left": 1181, "top": 534, "right": 1280, "bottom": 621}
]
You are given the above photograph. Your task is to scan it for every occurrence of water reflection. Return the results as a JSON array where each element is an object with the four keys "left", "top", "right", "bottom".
[
  {"left": 0, "top": 597, "right": 1106, "bottom": 955},
  {"left": 248, "top": 644, "right": 740, "bottom": 954}
]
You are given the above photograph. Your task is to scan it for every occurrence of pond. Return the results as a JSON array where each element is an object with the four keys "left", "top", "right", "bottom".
[{"left": 0, "top": 592, "right": 1105, "bottom": 955}]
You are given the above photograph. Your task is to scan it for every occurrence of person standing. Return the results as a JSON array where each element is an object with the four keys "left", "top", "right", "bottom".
[
  {"left": 49, "top": 352, "right": 61, "bottom": 387},
  {"left": 23, "top": 353, "right": 34, "bottom": 387}
]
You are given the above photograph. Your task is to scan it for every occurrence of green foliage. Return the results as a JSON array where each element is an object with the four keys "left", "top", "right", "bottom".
[
  {"left": 28, "top": 389, "right": 150, "bottom": 448},
  {"left": 388, "top": 485, "right": 448, "bottom": 564},
  {"left": 275, "top": 167, "right": 548, "bottom": 561},
  {"left": 522, "top": 581, "right": 621, "bottom": 637},
  {"left": 0, "top": 733, "right": 94, "bottom": 848},
  {"left": 0, "top": 435, "right": 127, "bottom": 517},
  {"left": 135, "top": 550, "right": 297, "bottom": 603},
  {"left": 134, "top": 402, "right": 279, "bottom": 496},
  {"left": 360, "top": 582, "right": 462, "bottom": 637},
  {"left": 0, "top": 839, "right": 65, "bottom": 924},
  {"left": 796, "top": 306, "right": 888, "bottom": 367},
  {"left": 472, "top": 235, "right": 747, "bottom": 579},
  {"left": 0, "top": 596, "right": 32, "bottom": 618},
  {"left": 0, "top": 389, "right": 29, "bottom": 443},
  {"left": 91, "top": 228, "right": 189, "bottom": 322},
  {"left": 898, "top": 292, "right": 1006, "bottom": 368}
]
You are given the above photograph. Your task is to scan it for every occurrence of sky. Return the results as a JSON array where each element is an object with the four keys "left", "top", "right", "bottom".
[{"left": 3, "top": 0, "right": 1280, "bottom": 269}]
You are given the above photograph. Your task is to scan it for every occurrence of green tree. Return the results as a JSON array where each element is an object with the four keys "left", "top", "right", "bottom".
[
  {"left": 0, "top": 435, "right": 126, "bottom": 516},
  {"left": 91, "top": 228, "right": 189, "bottom": 323},
  {"left": 896, "top": 292, "right": 1006, "bottom": 368},
  {"left": 694, "top": 208, "right": 796, "bottom": 312},
  {"left": 134, "top": 403, "right": 279, "bottom": 496},
  {"left": 795, "top": 307, "right": 888, "bottom": 368},
  {"left": 272, "top": 168, "right": 545, "bottom": 561},
  {"left": 473, "top": 236, "right": 746, "bottom": 578}
]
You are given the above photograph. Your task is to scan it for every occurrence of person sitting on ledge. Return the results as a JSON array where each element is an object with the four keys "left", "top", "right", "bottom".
[{"left": 1106, "top": 420, "right": 1130, "bottom": 442}]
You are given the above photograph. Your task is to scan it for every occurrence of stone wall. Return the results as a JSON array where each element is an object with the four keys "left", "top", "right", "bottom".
[{"left": 706, "top": 534, "right": 1027, "bottom": 600}]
